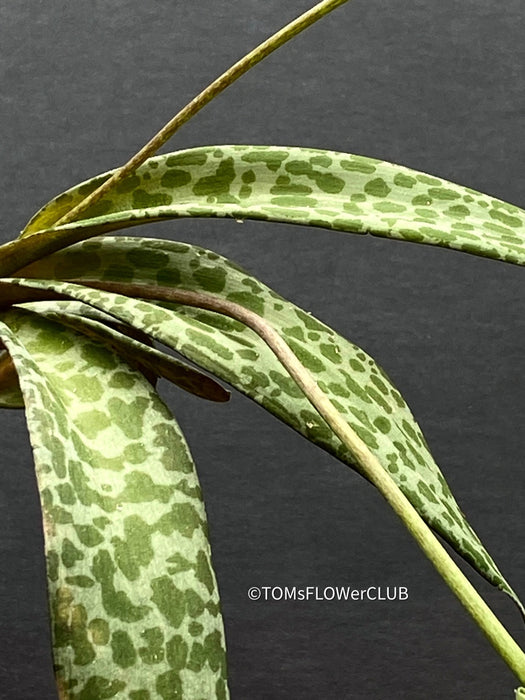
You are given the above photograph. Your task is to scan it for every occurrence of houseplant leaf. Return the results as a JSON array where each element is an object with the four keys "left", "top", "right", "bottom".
[
  {"left": 9, "top": 299, "right": 230, "bottom": 403},
  {"left": 8, "top": 145, "right": 525, "bottom": 275},
  {"left": 0, "top": 307, "right": 228, "bottom": 699},
  {"left": 4, "top": 235, "right": 522, "bottom": 615}
]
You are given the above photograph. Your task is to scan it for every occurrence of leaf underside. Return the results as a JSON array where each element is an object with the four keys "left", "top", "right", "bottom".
[
  {"left": 0, "top": 350, "right": 24, "bottom": 407},
  {"left": 0, "top": 308, "right": 228, "bottom": 699},
  {"left": 6, "top": 234, "right": 523, "bottom": 615}
]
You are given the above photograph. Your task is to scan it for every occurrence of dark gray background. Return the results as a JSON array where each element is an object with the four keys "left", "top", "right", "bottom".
[{"left": 1, "top": 1, "right": 524, "bottom": 698}]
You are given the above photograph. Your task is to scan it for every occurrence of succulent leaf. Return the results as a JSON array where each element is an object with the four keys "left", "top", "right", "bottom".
[
  {"left": 4, "top": 235, "right": 523, "bottom": 615},
  {"left": 0, "top": 307, "right": 228, "bottom": 699},
  {"left": 14, "top": 299, "right": 229, "bottom": 403},
  {"left": 16, "top": 145, "right": 525, "bottom": 269}
]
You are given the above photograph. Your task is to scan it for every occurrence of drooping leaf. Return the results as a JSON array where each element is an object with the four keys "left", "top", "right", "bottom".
[
  {"left": 0, "top": 307, "right": 228, "bottom": 699},
  {"left": 4, "top": 235, "right": 523, "bottom": 615},
  {"left": 10, "top": 145, "right": 525, "bottom": 274},
  {"left": 13, "top": 299, "right": 230, "bottom": 403}
]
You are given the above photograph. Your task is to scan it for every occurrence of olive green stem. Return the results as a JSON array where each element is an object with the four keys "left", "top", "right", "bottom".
[
  {"left": 0, "top": 1, "right": 350, "bottom": 277},
  {"left": 55, "top": 0, "right": 350, "bottom": 227},
  {"left": 75, "top": 278, "right": 525, "bottom": 684}
]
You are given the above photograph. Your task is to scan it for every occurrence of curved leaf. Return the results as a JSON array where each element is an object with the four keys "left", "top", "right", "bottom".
[
  {"left": 5, "top": 236, "right": 523, "bottom": 615},
  {"left": 18, "top": 145, "right": 525, "bottom": 269},
  {"left": 14, "top": 299, "right": 230, "bottom": 403},
  {"left": 0, "top": 307, "right": 228, "bottom": 699}
]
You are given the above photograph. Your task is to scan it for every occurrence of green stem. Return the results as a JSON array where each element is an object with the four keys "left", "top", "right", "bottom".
[
  {"left": 74, "top": 278, "right": 525, "bottom": 685},
  {"left": 0, "top": 1, "right": 350, "bottom": 278},
  {"left": 55, "top": 0, "right": 350, "bottom": 227}
]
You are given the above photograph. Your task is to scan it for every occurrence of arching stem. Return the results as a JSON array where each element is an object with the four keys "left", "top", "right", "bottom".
[
  {"left": 55, "top": 0, "right": 350, "bottom": 227},
  {"left": 74, "top": 278, "right": 525, "bottom": 685},
  {"left": 0, "top": 1, "right": 351, "bottom": 277}
]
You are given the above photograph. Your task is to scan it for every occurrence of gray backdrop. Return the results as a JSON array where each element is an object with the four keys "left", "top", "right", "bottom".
[{"left": 1, "top": 1, "right": 524, "bottom": 698}]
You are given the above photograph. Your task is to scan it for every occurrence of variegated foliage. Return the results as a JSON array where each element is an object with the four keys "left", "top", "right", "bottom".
[
  {"left": 7, "top": 233, "right": 524, "bottom": 609},
  {"left": 2, "top": 145, "right": 525, "bottom": 698},
  {"left": 3, "top": 145, "right": 523, "bottom": 277},
  {"left": 0, "top": 309, "right": 228, "bottom": 699}
]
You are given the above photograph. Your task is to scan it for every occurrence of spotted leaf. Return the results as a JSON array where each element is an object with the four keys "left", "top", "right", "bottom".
[
  {"left": 7, "top": 145, "right": 524, "bottom": 277},
  {"left": 15, "top": 299, "right": 229, "bottom": 403},
  {"left": 0, "top": 307, "right": 228, "bottom": 699},
  {"left": 4, "top": 235, "right": 523, "bottom": 616}
]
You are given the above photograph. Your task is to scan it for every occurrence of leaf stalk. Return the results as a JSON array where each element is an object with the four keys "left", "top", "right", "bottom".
[
  {"left": 73, "top": 278, "right": 525, "bottom": 685},
  {"left": 54, "top": 0, "right": 350, "bottom": 227}
]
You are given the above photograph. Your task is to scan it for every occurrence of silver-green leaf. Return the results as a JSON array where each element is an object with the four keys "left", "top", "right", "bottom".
[
  {"left": 18, "top": 145, "right": 525, "bottom": 268},
  {"left": 13, "top": 299, "right": 230, "bottom": 403},
  {"left": 4, "top": 235, "right": 523, "bottom": 616},
  {"left": 0, "top": 307, "right": 228, "bottom": 699}
]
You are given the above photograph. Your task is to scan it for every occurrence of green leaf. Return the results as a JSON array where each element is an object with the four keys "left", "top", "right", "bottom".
[
  {"left": 0, "top": 307, "right": 228, "bottom": 699},
  {"left": 4, "top": 235, "right": 523, "bottom": 616},
  {"left": 15, "top": 299, "right": 230, "bottom": 403},
  {"left": 16, "top": 144, "right": 525, "bottom": 269}
]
